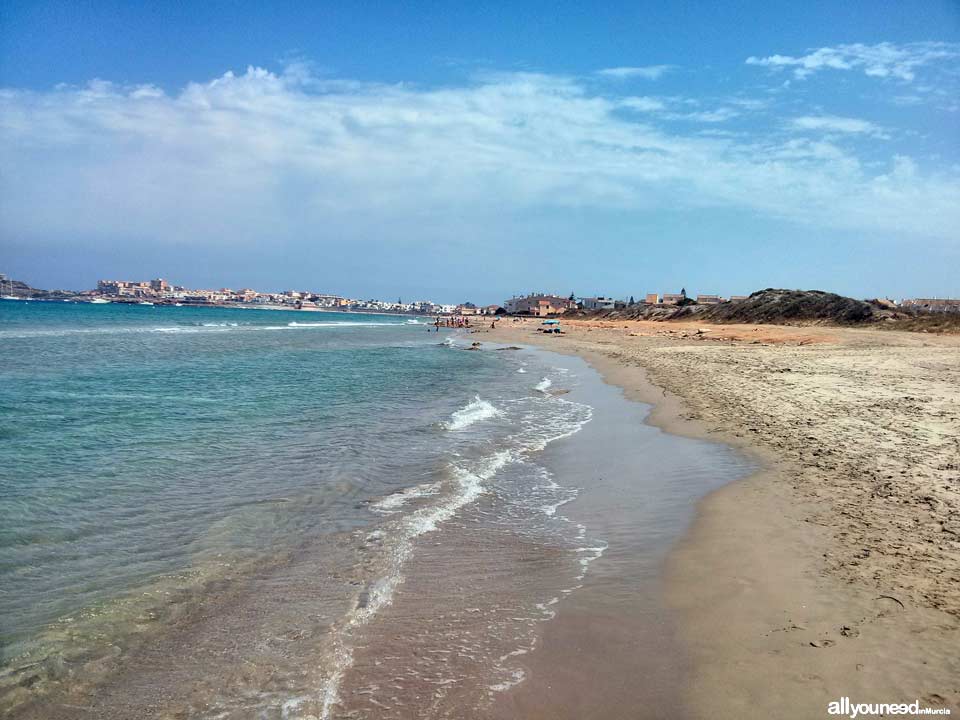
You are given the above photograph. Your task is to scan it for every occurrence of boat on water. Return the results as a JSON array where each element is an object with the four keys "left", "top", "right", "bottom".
[
  {"left": 138, "top": 301, "right": 154, "bottom": 306},
  {"left": 89, "top": 298, "right": 111, "bottom": 304},
  {"left": 1, "top": 295, "right": 20, "bottom": 301}
]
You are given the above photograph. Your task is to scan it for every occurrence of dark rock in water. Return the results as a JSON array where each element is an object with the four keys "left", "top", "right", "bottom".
[
  {"left": 495, "top": 346, "right": 523, "bottom": 351},
  {"left": 356, "top": 589, "right": 370, "bottom": 610}
]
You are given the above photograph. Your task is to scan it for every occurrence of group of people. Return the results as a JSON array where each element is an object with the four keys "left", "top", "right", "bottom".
[
  {"left": 430, "top": 315, "right": 472, "bottom": 331},
  {"left": 427, "top": 314, "right": 512, "bottom": 332}
]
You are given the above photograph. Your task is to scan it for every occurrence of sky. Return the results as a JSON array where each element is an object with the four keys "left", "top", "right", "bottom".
[{"left": 1, "top": 1, "right": 958, "bottom": 303}]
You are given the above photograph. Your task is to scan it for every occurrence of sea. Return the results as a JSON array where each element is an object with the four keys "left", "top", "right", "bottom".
[{"left": 0, "top": 300, "right": 750, "bottom": 719}]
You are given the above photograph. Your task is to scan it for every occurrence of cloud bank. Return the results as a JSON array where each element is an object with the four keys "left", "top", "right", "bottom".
[{"left": 1, "top": 64, "right": 958, "bottom": 261}]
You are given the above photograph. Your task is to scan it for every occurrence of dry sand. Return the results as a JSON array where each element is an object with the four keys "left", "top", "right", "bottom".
[{"left": 476, "top": 317, "right": 959, "bottom": 719}]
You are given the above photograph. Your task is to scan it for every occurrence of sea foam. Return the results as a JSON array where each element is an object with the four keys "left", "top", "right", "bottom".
[
  {"left": 370, "top": 482, "right": 442, "bottom": 514},
  {"left": 284, "top": 320, "right": 401, "bottom": 328},
  {"left": 534, "top": 377, "right": 552, "bottom": 392},
  {"left": 444, "top": 396, "right": 501, "bottom": 431},
  {"left": 311, "top": 449, "right": 514, "bottom": 719}
]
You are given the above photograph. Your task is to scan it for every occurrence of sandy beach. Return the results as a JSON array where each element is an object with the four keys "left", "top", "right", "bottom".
[{"left": 476, "top": 317, "right": 960, "bottom": 718}]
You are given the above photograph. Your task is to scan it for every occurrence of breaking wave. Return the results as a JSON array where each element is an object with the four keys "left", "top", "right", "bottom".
[
  {"left": 444, "top": 396, "right": 501, "bottom": 431},
  {"left": 312, "top": 451, "right": 514, "bottom": 718}
]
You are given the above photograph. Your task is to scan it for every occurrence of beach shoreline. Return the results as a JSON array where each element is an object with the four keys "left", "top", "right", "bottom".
[
  {"left": 6, "top": 310, "right": 747, "bottom": 720},
  {"left": 3, "top": 306, "right": 957, "bottom": 719},
  {"left": 476, "top": 318, "right": 960, "bottom": 718}
]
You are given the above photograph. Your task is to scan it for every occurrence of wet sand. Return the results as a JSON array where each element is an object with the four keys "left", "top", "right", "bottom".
[
  {"left": 478, "top": 318, "right": 960, "bottom": 718},
  {"left": 323, "top": 349, "right": 749, "bottom": 719},
  {"left": 490, "top": 352, "right": 748, "bottom": 720}
]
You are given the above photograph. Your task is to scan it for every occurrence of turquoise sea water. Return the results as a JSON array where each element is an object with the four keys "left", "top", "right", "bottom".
[
  {"left": 0, "top": 300, "right": 754, "bottom": 719},
  {"left": 0, "top": 300, "right": 601, "bottom": 716}
]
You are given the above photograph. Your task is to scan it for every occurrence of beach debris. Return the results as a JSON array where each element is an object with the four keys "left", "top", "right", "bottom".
[{"left": 875, "top": 594, "right": 905, "bottom": 609}]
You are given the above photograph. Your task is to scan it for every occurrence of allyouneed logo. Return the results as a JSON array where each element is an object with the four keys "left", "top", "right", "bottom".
[{"left": 827, "top": 697, "right": 952, "bottom": 717}]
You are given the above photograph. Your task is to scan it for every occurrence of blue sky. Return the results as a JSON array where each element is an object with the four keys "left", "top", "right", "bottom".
[{"left": 1, "top": 1, "right": 958, "bottom": 303}]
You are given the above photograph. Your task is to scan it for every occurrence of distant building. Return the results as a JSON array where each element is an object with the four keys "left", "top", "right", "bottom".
[
  {"left": 661, "top": 288, "right": 688, "bottom": 305},
  {"left": 581, "top": 296, "right": 616, "bottom": 311},
  {"left": 729, "top": 295, "right": 748, "bottom": 302},
  {"left": 408, "top": 300, "right": 440, "bottom": 314},
  {"left": 97, "top": 279, "right": 153, "bottom": 297},
  {"left": 696, "top": 294, "right": 722, "bottom": 304},
  {"left": 645, "top": 293, "right": 660, "bottom": 304},
  {"left": 97, "top": 280, "right": 119, "bottom": 295},
  {"left": 533, "top": 297, "right": 573, "bottom": 316},
  {"left": 456, "top": 302, "right": 479, "bottom": 315},
  {"left": 901, "top": 298, "right": 960, "bottom": 313},
  {"left": 504, "top": 294, "right": 577, "bottom": 316}
]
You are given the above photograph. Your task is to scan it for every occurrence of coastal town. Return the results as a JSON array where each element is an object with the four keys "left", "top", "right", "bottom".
[{"left": 2, "top": 273, "right": 958, "bottom": 316}]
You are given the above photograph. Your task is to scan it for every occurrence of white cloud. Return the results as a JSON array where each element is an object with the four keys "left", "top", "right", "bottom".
[
  {"left": 596, "top": 65, "right": 672, "bottom": 80},
  {"left": 746, "top": 41, "right": 960, "bottom": 82},
  {"left": 890, "top": 95, "right": 924, "bottom": 107},
  {"left": 619, "top": 96, "right": 667, "bottom": 112},
  {"left": 677, "top": 107, "right": 740, "bottom": 123},
  {"left": 0, "top": 65, "right": 957, "bottom": 253},
  {"left": 619, "top": 97, "right": 742, "bottom": 122},
  {"left": 791, "top": 115, "right": 888, "bottom": 137},
  {"left": 727, "top": 97, "right": 771, "bottom": 111}
]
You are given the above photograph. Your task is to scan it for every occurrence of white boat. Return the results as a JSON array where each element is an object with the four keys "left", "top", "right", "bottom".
[
  {"left": 138, "top": 301, "right": 154, "bottom": 306},
  {"left": 89, "top": 298, "right": 111, "bottom": 304},
  {"left": 0, "top": 295, "right": 19, "bottom": 300}
]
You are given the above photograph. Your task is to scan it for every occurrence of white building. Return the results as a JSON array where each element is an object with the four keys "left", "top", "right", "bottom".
[{"left": 581, "top": 296, "right": 616, "bottom": 311}]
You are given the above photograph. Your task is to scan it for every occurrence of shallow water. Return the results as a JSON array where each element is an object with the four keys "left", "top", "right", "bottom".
[
  {"left": 491, "top": 351, "right": 752, "bottom": 719},
  {"left": 0, "top": 301, "right": 751, "bottom": 718}
]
